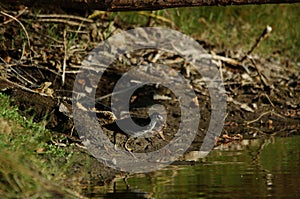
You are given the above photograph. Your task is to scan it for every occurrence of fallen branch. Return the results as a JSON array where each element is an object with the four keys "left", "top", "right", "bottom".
[{"left": 4, "top": 0, "right": 300, "bottom": 11}]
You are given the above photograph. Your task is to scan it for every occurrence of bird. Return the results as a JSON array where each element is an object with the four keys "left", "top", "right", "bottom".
[{"left": 102, "top": 112, "right": 165, "bottom": 152}]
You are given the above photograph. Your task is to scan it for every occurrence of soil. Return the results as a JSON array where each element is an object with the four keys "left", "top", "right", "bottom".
[{"left": 0, "top": 6, "right": 299, "bottom": 186}]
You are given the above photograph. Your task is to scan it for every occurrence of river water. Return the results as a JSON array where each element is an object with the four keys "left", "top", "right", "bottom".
[{"left": 86, "top": 135, "right": 300, "bottom": 198}]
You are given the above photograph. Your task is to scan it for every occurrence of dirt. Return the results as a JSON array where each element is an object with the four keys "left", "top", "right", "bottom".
[{"left": 0, "top": 6, "right": 299, "bottom": 186}]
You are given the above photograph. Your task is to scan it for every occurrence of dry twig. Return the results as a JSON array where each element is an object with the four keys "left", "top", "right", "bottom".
[
  {"left": 241, "top": 25, "right": 272, "bottom": 62},
  {"left": 0, "top": 7, "right": 27, "bottom": 25},
  {"left": 36, "top": 14, "right": 93, "bottom": 23},
  {"left": 0, "top": 10, "right": 32, "bottom": 62},
  {"left": 246, "top": 110, "right": 285, "bottom": 125},
  {"left": 36, "top": 19, "right": 88, "bottom": 27},
  {"left": 62, "top": 29, "right": 67, "bottom": 85},
  {"left": 249, "top": 58, "right": 270, "bottom": 88}
]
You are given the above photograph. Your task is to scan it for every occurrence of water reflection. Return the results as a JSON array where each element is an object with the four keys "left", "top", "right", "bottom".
[{"left": 85, "top": 136, "right": 300, "bottom": 198}]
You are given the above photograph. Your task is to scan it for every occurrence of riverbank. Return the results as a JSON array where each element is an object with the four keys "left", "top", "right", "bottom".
[{"left": 0, "top": 4, "right": 299, "bottom": 197}]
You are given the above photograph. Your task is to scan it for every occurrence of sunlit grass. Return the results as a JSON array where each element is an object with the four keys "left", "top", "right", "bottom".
[
  {"left": 113, "top": 4, "right": 300, "bottom": 62},
  {"left": 0, "top": 93, "right": 83, "bottom": 198}
]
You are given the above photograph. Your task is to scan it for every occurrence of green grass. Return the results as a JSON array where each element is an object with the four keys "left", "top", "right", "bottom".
[
  {"left": 0, "top": 93, "right": 85, "bottom": 198},
  {"left": 113, "top": 4, "right": 300, "bottom": 62}
]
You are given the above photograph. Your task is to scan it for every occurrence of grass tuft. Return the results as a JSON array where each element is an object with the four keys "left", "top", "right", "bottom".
[{"left": 0, "top": 93, "right": 84, "bottom": 198}]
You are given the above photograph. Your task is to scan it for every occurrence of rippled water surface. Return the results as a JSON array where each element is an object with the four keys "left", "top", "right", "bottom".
[{"left": 86, "top": 136, "right": 300, "bottom": 198}]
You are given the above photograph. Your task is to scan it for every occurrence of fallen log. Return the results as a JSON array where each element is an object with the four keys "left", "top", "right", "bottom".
[{"left": 3, "top": 0, "right": 300, "bottom": 11}]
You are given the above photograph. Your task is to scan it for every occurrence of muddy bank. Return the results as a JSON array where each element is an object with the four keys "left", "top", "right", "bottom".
[{"left": 1, "top": 7, "right": 300, "bottom": 186}]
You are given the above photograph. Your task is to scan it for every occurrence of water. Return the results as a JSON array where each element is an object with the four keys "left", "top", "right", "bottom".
[{"left": 86, "top": 136, "right": 300, "bottom": 198}]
